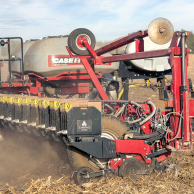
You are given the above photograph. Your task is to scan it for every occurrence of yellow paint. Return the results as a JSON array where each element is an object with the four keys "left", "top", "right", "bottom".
[
  {"left": 3, "top": 97, "right": 7, "bottom": 102},
  {"left": 54, "top": 101, "right": 61, "bottom": 108},
  {"left": 49, "top": 101, "right": 54, "bottom": 108},
  {"left": 146, "top": 79, "right": 149, "bottom": 86},
  {"left": 27, "top": 98, "right": 31, "bottom": 104},
  {"left": 117, "top": 84, "right": 143, "bottom": 100},
  {"left": 42, "top": 100, "right": 49, "bottom": 106}
]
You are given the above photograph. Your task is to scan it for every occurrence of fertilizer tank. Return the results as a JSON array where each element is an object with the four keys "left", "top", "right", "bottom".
[
  {"left": 120, "top": 18, "right": 176, "bottom": 72},
  {"left": 11, "top": 36, "right": 119, "bottom": 77},
  {"left": 121, "top": 36, "right": 171, "bottom": 72}
]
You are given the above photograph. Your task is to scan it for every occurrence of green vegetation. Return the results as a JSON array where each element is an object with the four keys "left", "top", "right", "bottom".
[
  {"left": 181, "top": 30, "right": 194, "bottom": 53},
  {"left": 187, "top": 31, "right": 194, "bottom": 53}
]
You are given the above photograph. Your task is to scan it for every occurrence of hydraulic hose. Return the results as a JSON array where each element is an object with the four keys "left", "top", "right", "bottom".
[
  {"left": 104, "top": 103, "right": 114, "bottom": 114},
  {"left": 131, "top": 101, "right": 142, "bottom": 108},
  {"left": 127, "top": 118, "right": 141, "bottom": 124},
  {"left": 126, "top": 101, "right": 156, "bottom": 125},
  {"left": 125, "top": 111, "right": 183, "bottom": 140},
  {"left": 114, "top": 104, "right": 126, "bottom": 117},
  {"left": 124, "top": 101, "right": 160, "bottom": 140},
  {"left": 124, "top": 101, "right": 142, "bottom": 124},
  {"left": 114, "top": 100, "right": 142, "bottom": 118},
  {"left": 162, "top": 111, "right": 183, "bottom": 142},
  {"left": 139, "top": 101, "right": 156, "bottom": 126}
]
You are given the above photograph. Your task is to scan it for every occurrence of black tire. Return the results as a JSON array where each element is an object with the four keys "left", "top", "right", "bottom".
[
  {"left": 73, "top": 166, "right": 93, "bottom": 185},
  {"left": 118, "top": 158, "right": 146, "bottom": 179},
  {"left": 67, "top": 114, "right": 129, "bottom": 171},
  {"left": 68, "top": 28, "right": 96, "bottom": 55}
]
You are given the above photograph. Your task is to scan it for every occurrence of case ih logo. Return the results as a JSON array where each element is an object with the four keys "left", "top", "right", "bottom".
[
  {"left": 77, "top": 120, "right": 92, "bottom": 132},
  {"left": 48, "top": 55, "right": 82, "bottom": 67},
  {"left": 82, "top": 121, "right": 87, "bottom": 127}
]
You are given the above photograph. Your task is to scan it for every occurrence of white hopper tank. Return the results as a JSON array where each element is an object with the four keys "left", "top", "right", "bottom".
[
  {"left": 123, "top": 36, "right": 171, "bottom": 72},
  {"left": 11, "top": 36, "right": 119, "bottom": 77}
]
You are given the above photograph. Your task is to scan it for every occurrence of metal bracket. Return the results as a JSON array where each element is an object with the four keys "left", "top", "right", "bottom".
[
  {"left": 144, "top": 148, "right": 169, "bottom": 159},
  {"left": 144, "top": 133, "right": 165, "bottom": 144}
]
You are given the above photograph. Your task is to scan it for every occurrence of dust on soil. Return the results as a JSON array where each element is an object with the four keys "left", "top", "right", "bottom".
[
  {"left": 0, "top": 130, "right": 72, "bottom": 193},
  {"left": 0, "top": 55, "right": 194, "bottom": 193},
  {"left": 1, "top": 146, "right": 194, "bottom": 194}
]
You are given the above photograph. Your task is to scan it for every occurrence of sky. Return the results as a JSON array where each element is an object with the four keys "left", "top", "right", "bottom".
[{"left": 0, "top": 0, "right": 194, "bottom": 41}]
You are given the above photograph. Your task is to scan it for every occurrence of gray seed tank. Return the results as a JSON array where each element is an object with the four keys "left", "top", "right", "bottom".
[{"left": 11, "top": 36, "right": 119, "bottom": 77}]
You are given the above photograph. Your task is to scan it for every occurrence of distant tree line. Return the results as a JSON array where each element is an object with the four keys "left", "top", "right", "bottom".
[{"left": 185, "top": 31, "right": 194, "bottom": 53}]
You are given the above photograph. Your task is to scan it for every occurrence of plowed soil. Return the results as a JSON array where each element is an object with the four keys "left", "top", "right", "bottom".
[
  {"left": 0, "top": 55, "right": 193, "bottom": 194},
  {"left": 0, "top": 133, "right": 194, "bottom": 194}
]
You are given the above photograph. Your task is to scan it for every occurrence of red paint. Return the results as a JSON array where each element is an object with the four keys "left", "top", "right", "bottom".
[
  {"left": 80, "top": 57, "right": 109, "bottom": 100},
  {"left": 109, "top": 158, "right": 123, "bottom": 171},
  {"left": 95, "top": 30, "right": 148, "bottom": 56},
  {"left": 82, "top": 40, "right": 97, "bottom": 58},
  {"left": 189, "top": 99, "right": 194, "bottom": 117},
  {"left": 101, "top": 49, "right": 169, "bottom": 63},
  {"left": 66, "top": 45, "right": 109, "bottom": 100},
  {"left": 135, "top": 39, "right": 144, "bottom": 52},
  {"left": 115, "top": 139, "right": 152, "bottom": 163},
  {"left": 61, "top": 83, "right": 90, "bottom": 95},
  {"left": 156, "top": 151, "right": 171, "bottom": 162},
  {"left": 28, "top": 71, "right": 102, "bottom": 81},
  {"left": 0, "top": 30, "right": 192, "bottom": 164},
  {"left": 0, "top": 83, "right": 31, "bottom": 87},
  {"left": 77, "top": 37, "right": 86, "bottom": 47},
  {"left": 36, "top": 79, "right": 42, "bottom": 97},
  {"left": 110, "top": 155, "right": 145, "bottom": 171}
]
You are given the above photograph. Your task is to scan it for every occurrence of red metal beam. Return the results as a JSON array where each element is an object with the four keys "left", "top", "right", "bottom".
[
  {"left": 28, "top": 72, "right": 102, "bottom": 81},
  {"left": 95, "top": 30, "right": 148, "bottom": 56},
  {"left": 101, "top": 49, "right": 169, "bottom": 63},
  {"left": 0, "top": 83, "right": 31, "bottom": 87},
  {"left": 46, "top": 75, "right": 101, "bottom": 81},
  {"left": 80, "top": 58, "right": 109, "bottom": 100}
]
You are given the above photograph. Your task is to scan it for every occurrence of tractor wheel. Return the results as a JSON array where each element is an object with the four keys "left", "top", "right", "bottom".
[
  {"left": 68, "top": 28, "right": 96, "bottom": 55},
  {"left": 118, "top": 158, "right": 146, "bottom": 179},
  {"left": 67, "top": 114, "right": 129, "bottom": 171},
  {"left": 73, "top": 166, "right": 93, "bottom": 185}
]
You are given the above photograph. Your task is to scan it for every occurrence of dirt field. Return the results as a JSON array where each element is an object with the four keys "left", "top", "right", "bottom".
[
  {"left": 0, "top": 133, "right": 194, "bottom": 194},
  {"left": 0, "top": 55, "right": 193, "bottom": 193}
]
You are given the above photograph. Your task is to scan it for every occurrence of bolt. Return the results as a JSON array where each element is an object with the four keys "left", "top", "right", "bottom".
[{"left": 159, "top": 27, "right": 165, "bottom": 34}]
